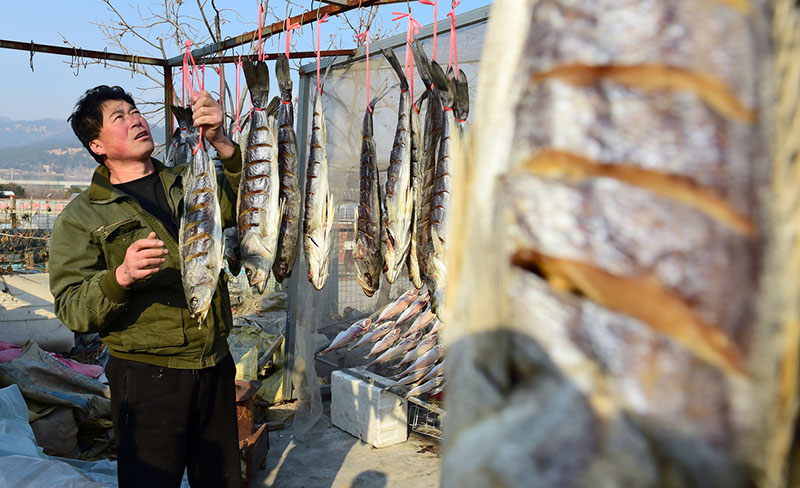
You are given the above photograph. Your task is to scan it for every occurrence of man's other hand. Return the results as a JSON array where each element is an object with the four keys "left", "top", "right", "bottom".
[{"left": 115, "top": 232, "right": 168, "bottom": 288}]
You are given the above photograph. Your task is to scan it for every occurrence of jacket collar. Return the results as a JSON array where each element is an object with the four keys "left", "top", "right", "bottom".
[{"left": 87, "top": 158, "right": 181, "bottom": 204}]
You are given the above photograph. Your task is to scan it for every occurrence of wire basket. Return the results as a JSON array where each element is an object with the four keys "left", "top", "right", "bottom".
[{"left": 407, "top": 395, "right": 444, "bottom": 440}]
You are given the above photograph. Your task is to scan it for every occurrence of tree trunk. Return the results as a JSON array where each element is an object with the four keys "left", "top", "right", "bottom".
[{"left": 441, "top": 1, "right": 799, "bottom": 486}]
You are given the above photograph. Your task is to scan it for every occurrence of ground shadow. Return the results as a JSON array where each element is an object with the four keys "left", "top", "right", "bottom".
[{"left": 350, "top": 470, "right": 387, "bottom": 488}]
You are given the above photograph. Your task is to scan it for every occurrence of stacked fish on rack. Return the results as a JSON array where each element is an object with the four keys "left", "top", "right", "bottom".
[
  {"left": 317, "top": 287, "right": 446, "bottom": 400},
  {"left": 354, "top": 44, "right": 470, "bottom": 316}
]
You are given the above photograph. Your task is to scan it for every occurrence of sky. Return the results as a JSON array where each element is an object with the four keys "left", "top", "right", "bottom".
[{"left": 0, "top": 0, "right": 491, "bottom": 123}]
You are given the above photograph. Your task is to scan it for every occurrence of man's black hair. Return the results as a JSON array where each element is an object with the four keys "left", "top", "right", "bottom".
[{"left": 68, "top": 85, "right": 136, "bottom": 165}]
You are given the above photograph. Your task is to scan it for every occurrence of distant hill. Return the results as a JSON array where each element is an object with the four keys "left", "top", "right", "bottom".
[
  {"left": 0, "top": 118, "right": 74, "bottom": 147},
  {"left": 0, "top": 117, "right": 165, "bottom": 171}
]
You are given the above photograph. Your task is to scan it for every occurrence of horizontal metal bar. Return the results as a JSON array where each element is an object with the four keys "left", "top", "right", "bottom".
[
  {"left": 166, "top": 0, "right": 413, "bottom": 67},
  {"left": 185, "top": 49, "right": 356, "bottom": 66},
  {"left": 0, "top": 39, "right": 166, "bottom": 66}
]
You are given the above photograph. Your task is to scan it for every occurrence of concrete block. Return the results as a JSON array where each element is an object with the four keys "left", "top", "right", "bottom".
[{"left": 331, "top": 368, "right": 408, "bottom": 448}]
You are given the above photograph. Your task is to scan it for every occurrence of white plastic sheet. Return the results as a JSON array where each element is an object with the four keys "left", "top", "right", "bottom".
[{"left": 0, "top": 384, "right": 118, "bottom": 487}]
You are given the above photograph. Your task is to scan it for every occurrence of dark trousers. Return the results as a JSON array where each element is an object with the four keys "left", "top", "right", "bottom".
[{"left": 106, "top": 354, "right": 241, "bottom": 488}]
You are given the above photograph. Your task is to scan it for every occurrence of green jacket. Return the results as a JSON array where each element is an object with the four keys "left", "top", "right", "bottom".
[{"left": 49, "top": 148, "right": 241, "bottom": 369}]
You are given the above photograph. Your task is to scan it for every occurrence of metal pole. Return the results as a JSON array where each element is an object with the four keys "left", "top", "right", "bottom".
[
  {"left": 0, "top": 39, "right": 165, "bottom": 66},
  {"left": 164, "top": 67, "right": 174, "bottom": 147}
]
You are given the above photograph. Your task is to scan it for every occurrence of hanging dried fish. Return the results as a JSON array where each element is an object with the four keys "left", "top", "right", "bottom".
[
  {"left": 272, "top": 55, "right": 302, "bottom": 283},
  {"left": 380, "top": 48, "right": 415, "bottom": 284},
  {"left": 354, "top": 94, "right": 386, "bottom": 297},
  {"left": 303, "top": 82, "right": 336, "bottom": 290},
  {"left": 238, "top": 60, "right": 282, "bottom": 293}
]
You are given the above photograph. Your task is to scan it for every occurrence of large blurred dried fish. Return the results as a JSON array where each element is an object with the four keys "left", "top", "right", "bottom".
[{"left": 442, "top": 1, "right": 777, "bottom": 487}]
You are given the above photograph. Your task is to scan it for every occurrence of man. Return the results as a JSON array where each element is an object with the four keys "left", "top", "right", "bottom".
[{"left": 49, "top": 85, "right": 241, "bottom": 487}]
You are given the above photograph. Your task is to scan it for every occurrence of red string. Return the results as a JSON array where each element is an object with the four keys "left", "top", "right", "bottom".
[
  {"left": 392, "top": 12, "right": 422, "bottom": 101},
  {"left": 257, "top": 4, "right": 264, "bottom": 62},
  {"left": 420, "top": 0, "right": 438, "bottom": 62},
  {"left": 214, "top": 64, "right": 223, "bottom": 103},
  {"left": 355, "top": 30, "right": 371, "bottom": 112},
  {"left": 284, "top": 18, "right": 301, "bottom": 59},
  {"left": 316, "top": 13, "right": 329, "bottom": 93},
  {"left": 182, "top": 40, "right": 206, "bottom": 153},
  {"left": 447, "top": 1, "right": 460, "bottom": 74}
]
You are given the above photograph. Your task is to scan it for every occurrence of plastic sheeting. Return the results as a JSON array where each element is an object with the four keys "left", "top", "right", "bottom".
[
  {"left": 0, "top": 384, "right": 118, "bottom": 487},
  {"left": 0, "top": 340, "right": 110, "bottom": 420}
]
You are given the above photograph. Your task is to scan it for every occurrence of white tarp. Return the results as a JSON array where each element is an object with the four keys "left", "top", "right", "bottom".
[{"left": 0, "top": 384, "right": 117, "bottom": 487}]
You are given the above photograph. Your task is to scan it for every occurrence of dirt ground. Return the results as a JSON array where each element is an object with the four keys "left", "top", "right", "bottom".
[{"left": 252, "top": 423, "right": 441, "bottom": 488}]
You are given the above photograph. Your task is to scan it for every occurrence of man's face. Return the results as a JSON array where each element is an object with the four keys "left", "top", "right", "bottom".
[{"left": 89, "top": 100, "right": 153, "bottom": 164}]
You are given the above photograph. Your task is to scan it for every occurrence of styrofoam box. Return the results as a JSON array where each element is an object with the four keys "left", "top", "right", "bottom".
[{"left": 331, "top": 368, "right": 408, "bottom": 448}]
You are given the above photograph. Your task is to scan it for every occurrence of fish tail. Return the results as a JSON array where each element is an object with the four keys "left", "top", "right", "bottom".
[
  {"left": 429, "top": 62, "right": 454, "bottom": 109},
  {"left": 276, "top": 54, "right": 293, "bottom": 100},
  {"left": 382, "top": 48, "right": 409, "bottom": 91},
  {"left": 242, "top": 60, "right": 270, "bottom": 108}
]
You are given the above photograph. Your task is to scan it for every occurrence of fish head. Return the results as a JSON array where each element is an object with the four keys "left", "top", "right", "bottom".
[
  {"left": 308, "top": 263, "right": 329, "bottom": 291},
  {"left": 356, "top": 271, "right": 379, "bottom": 297},
  {"left": 244, "top": 265, "right": 268, "bottom": 294},
  {"left": 186, "top": 283, "right": 214, "bottom": 324}
]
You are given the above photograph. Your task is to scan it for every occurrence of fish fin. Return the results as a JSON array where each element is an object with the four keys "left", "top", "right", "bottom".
[
  {"left": 319, "top": 61, "right": 334, "bottom": 92},
  {"left": 273, "top": 197, "right": 286, "bottom": 239},
  {"left": 256, "top": 277, "right": 267, "bottom": 294},
  {"left": 429, "top": 63, "right": 454, "bottom": 109},
  {"left": 242, "top": 60, "right": 270, "bottom": 108},
  {"left": 325, "top": 193, "right": 336, "bottom": 234},
  {"left": 276, "top": 54, "right": 293, "bottom": 99},
  {"left": 267, "top": 96, "right": 281, "bottom": 118},
  {"left": 454, "top": 69, "right": 470, "bottom": 120},
  {"left": 381, "top": 48, "right": 409, "bottom": 91},
  {"left": 415, "top": 91, "right": 429, "bottom": 109},
  {"left": 171, "top": 105, "right": 194, "bottom": 129},
  {"left": 370, "top": 82, "right": 392, "bottom": 110},
  {"left": 257, "top": 205, "right": 269, "bottom": 239}
]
